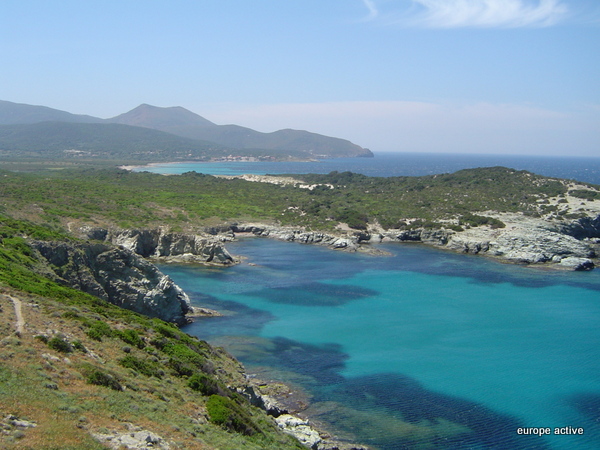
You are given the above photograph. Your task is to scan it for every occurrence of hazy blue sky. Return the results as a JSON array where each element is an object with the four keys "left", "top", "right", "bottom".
[{"left": 1, "top": 1, "right": 599, "bottom": 156}]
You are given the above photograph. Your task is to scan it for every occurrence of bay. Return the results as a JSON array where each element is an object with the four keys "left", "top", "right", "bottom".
[
  {"left": 149, "top": 151, "right": 600, "bottom": 448},
  {"left": 133, "top": 151, "right": 600, "bottom": 185},
  {"left": 160, "top": 238, "right": 600, "bottom": 450}
]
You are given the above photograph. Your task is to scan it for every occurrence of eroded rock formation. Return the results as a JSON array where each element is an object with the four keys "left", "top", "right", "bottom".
[{"left": 30, "top": 240, "right": 191, "bottom": 324}]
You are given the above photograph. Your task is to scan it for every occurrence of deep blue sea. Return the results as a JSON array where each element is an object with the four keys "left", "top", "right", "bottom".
[
  {"left": 153, "top": 153, "right": 600, "bottom": 449},
  {"left": 133, "top": 151, "right": 600, "bottom": 185}
]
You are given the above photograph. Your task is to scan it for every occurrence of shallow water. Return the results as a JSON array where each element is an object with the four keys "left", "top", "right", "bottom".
[{"left": 160, "top": 238, "right": 600, "bottom": 449}]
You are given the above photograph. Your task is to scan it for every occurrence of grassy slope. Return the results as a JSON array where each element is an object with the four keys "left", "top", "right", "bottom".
[{"left": 0, "top": 217, "right": 303, "bottom": 449}]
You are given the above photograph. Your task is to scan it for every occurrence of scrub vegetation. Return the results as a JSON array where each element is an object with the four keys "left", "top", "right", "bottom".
[{"left": 0, "top": 165, "right": 584, "bottom": 233}]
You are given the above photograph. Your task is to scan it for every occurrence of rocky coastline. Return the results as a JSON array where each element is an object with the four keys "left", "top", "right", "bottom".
[
  {"left": 33, "top": 207, "right": 596, "bottom": 328},
  {"left": 217, "top": 214, "right": 600, "bottom": 271}
]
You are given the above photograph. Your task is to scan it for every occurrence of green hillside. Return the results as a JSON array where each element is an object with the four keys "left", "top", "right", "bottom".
[
  {"left": 0, "top": 166, "right": 587, "bottom": 232},
  {"left": 0, "top": 100, "right": 373, "bottom": 161},
  {"left": 109, "top": 104, "right": 373, "bottom": 158},
  {"left": 0, "top": 217, "right": 304, "bottom": 449}
]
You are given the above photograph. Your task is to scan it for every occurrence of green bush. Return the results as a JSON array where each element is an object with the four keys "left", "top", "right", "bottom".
[
  {"left": 206, "top": 395, "right": 258, "bottom": 436},
  {"left": 86, "top": 321, "right": 114, "bottom": 341},
  {"left": 187, "top": 373, "right": 225, "bottom": 396},
  {"left": 34, "top": 335, "right": 49, "bottom": 343},
  {"left": 47, "top": 335, "right": 73, "bottom": 353},
  {"left": 72, "top": 340, "right": 87, "bottom": 352},
  {"left": 459, "top": 213, "right": 506, "bottom": 229},
  {"left": 162, "top": 343, "right": 205, "bottom": 367},
  {"left": 118, "top": 355, "right": 162, "bottom": 378},
  {"left": 116, "top": 329, "right": 145, "bottom": 349},
  {"left": 85, "top": 369, "right": 123, "bottom": 391}
]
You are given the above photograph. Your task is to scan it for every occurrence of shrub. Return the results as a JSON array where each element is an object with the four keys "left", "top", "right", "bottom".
[
  {"left": 47, "top": 336, "right": 73, "bottom": 353},
  {"left": 72, "top": 340, "right": 87, "bottom": 352},
  {"left": 162, "top": 343, "right": 205, "bottom": 367},
  {"left": 153, "top": 322, "right": 178, "bottom": 339},
  {"left": 187, "top": 373, "right": 225, "bottom": 396},
  {"left": 459, "top": 213, "right": 506, "bottom": 229},
  {"left": 85, "top": 369, "right": 123, "bottom": 391},
  {"left": 206, "top": 395, "right": 258, "bottom": 436},
  {"left": 86, "top": 321, "right": 114, "bottom": 341},
  {"left": 118, "top": 355, "right": 162, "bottom": 378},
  {"left": 116, "top": 329, "right": 144, "bottom": 349},
  {"left": 34, "top": 335, "right": 49, "bottom": 344}
]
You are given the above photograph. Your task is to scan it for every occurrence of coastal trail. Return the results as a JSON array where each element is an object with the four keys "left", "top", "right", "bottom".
[{"left": 5, "top": 295, "right": 25, "bottom": 336}]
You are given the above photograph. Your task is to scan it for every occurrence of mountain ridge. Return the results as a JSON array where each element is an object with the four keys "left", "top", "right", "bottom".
[{"left": 0, "top": 100, "right": 373, "bottom": 160}]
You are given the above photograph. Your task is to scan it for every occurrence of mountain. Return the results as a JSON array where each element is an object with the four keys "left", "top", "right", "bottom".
[
  {"left": 0, "top": 122, "right": 232, "bottom": 161},
  {"left": 0, "top": 100, "right": 373, "bottom": 160},
  {"left": 0, "top": 99, "right": 100, "bottom": 125},
  {"left": 109, "top": 104, "right": 373, "bottom": 158},
  {"left": 108, "top": 103, "right": 216, "bottom": 129}
]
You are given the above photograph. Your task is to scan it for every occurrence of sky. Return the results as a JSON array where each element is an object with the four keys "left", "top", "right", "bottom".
[{"left": 1, "top": 0, "right": 599, "bottom": 156}]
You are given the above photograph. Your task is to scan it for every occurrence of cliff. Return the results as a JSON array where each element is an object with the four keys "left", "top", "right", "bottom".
[
  {"left": 83, "top": 227, "right": 236, "bottom": 265},
  {"left": 30, "top": 240, "right": 192, "bottom": 324}
]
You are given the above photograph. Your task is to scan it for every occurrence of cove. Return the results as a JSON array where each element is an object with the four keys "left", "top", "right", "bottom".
[{"left": 161, "top": 238, "right": 600, "bottom": 449}]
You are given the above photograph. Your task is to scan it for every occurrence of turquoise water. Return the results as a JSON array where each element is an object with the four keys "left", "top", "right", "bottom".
[
  {"left": 132, "top": 152, "right": 600, "bottom": 185},
  {"left": 160, "top": 239, "right": 600, "bottom": 449}
]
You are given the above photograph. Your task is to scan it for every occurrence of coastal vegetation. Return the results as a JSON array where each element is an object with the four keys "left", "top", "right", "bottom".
[{"left": 0, "top": 165, "right": 586, "bottom": 233}]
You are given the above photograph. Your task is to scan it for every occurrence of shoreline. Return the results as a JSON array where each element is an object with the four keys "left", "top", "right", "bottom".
[{"left": 119, "top": 157, "right": 320, "bottom": 173}]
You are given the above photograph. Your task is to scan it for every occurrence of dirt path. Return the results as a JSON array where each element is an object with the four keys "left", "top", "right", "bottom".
[{"left": 6, "top": 295, "right": 25, "bottom": 336}]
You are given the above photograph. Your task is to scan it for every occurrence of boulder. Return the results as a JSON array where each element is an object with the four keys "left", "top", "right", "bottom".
[{"left": 275, "top": 414, "right": 322, "bottom": 449}]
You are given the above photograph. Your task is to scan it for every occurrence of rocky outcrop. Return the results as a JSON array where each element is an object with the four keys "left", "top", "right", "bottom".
[
  {"left": 556, "top": 215, "right": 600, "bottom": 240},
  {"left": 380, "top": 213, "right": 599, "bottom": 270},
  {"left": 230, "top": 224, "right": 362, "bottom": 252},
  {"left": 92, "top": 423, "right": 171, "bottom": 449},
  {"left": 83, "top": 227, "right": 235, "bottom": 265},
  {"left": 382, "top": 228, "right": 451, "bottom": 246},
  {"left": 276, "top": 415, "right": 322, "bottom": 449},
  {"left": 223, "top": 213, "right": 600, "bottom": 270},
  {"left": 30, "top": 240, "right": 191, "bottom": 324}
]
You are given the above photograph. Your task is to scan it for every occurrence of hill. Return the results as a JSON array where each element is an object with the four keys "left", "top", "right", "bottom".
[
  {"left": 0, "top": 100, "right": 373, "bottom": 161},
  {"left": 0, "top": 100, "right": 99, "bottom": 125},
  {"left": 109, "top": 104, "right": 373, "bottom": 158},
  {"left": 0, "top": 218, "right": 305, "bottom": 449},
  {"left": 0, "top": 122, "right": 232, "bottom": 161}
]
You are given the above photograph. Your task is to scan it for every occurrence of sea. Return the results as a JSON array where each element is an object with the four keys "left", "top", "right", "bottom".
[{"left": 149, "top": 152, "right": 600, "bottom": 449}]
